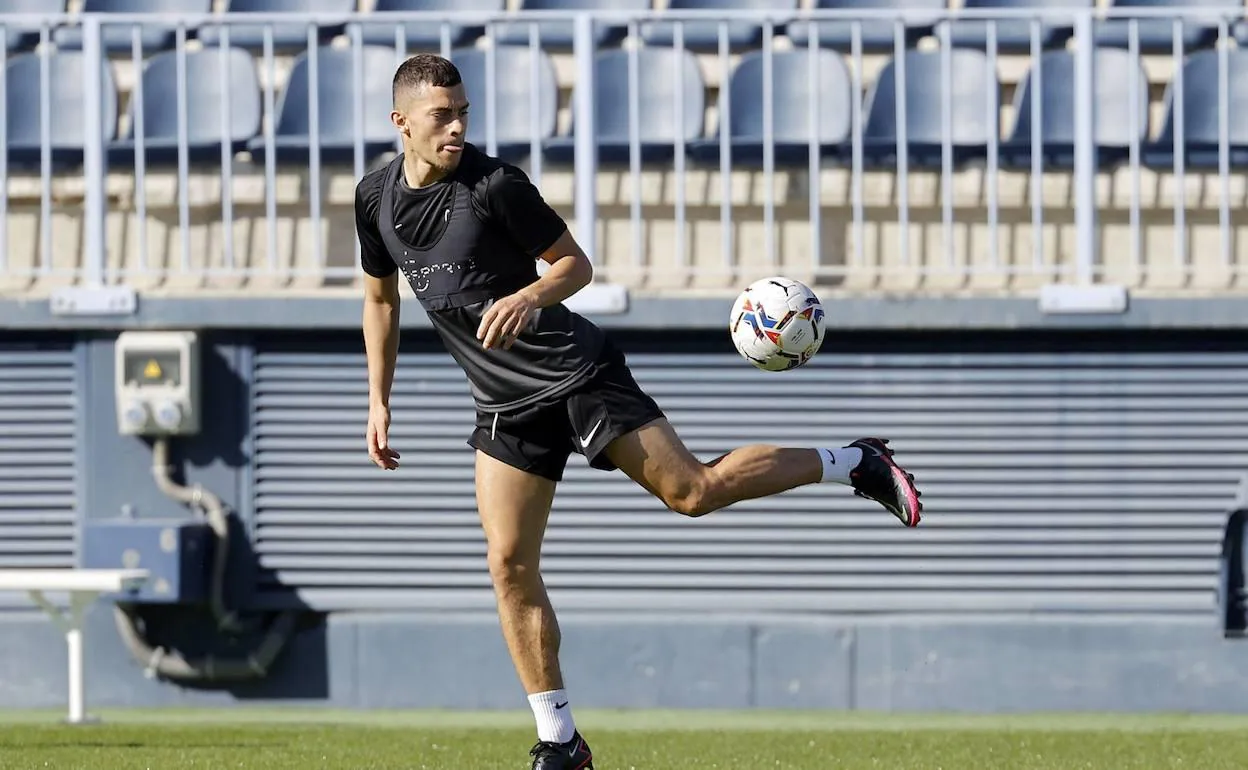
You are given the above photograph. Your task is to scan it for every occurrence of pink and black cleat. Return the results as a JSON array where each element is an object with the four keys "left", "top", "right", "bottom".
[
  {"left": 530, "top": 731, "right": 593, "bottom": 770},
  {"left": 847, "top": 437, "right": 923, "bottom": 527}
]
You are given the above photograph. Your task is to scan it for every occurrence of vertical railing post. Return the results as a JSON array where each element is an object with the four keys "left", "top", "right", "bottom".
[
  {"left": 572, "top": 13, "right": 597, "bottom": 261},
  {"left": 81, "top": 13, "right": 106, "bottom": 287},
  {"left": 1072, "top": 10, "right": 1097, "bottom": 285}
]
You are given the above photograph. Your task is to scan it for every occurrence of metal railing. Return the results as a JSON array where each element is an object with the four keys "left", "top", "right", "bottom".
[{"left": 0, "top": 7, "right": 1245, "bottom": 293}]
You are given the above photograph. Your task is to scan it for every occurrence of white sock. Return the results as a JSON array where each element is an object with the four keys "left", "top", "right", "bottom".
[
  {"left": 817, "top": 447, "right": 862, "bottom": 484},
  {"left": 528, "top": 689, "right": 576, "bottom": 744}
]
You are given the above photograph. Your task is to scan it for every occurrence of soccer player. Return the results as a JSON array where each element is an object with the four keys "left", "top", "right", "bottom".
[{"left": 357, "top": 54, "right": 923, "bottom": 770}]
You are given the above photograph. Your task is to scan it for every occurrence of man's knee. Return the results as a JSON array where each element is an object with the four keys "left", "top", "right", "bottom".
[
  {"left": 486, "top": 544, "right": 541, "bottom": 591},
  {"left": 660, "top": 467, "right": 719, "bottom": 518}
]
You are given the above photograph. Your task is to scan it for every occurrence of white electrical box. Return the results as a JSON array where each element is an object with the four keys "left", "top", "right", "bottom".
[{"left": 115, "top": 331, "right": 201, "bottom": 436}]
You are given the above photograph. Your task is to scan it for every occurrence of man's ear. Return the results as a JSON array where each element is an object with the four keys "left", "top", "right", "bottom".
[{"left": 390, "top": 110, "right": 407, "bottom": 135}]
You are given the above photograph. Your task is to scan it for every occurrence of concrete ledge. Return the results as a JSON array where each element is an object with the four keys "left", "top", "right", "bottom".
[
  {"left": 0, "top": 610, "right": 1241, "bottom": 711},
  {"left": 4, "top": 294, "right": 1248, "bottom": 331}
]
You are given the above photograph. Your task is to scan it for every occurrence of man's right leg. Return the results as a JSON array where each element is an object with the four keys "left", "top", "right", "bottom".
[{"left": 474, "top": 448, "right": 564, "bottom": 701}]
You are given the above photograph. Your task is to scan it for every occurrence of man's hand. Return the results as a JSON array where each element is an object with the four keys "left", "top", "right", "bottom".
[
  {"left": 367, "top": 403, "right": 400, "bottom": 471},
  {"left": 477, "top": 290, "right": 536, "bottom": 351}
]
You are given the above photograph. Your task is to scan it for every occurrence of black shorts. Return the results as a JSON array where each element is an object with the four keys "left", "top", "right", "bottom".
[{"left": 467, "top": 341, "right": 665, "bottom": 482}]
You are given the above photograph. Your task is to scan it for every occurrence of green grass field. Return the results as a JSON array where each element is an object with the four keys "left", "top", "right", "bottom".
[{"left": 1, "top": 708, "right": 1246, "bottom": 769}]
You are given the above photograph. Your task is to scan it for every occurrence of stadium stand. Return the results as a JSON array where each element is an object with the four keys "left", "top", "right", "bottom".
[
  {"left": 197, "top": 0, "right": 355, "bottom": 50},
  {"left": 452, "top": 44, "right": 560, "bottom": 161},
  {"left": 1000, "top": 48, "right": 1151, "bottom": 169},
  {"left": 1144, "top": 48, "right": 1248, "bottom": 170},
  {"left": 687, "top": 48, "right": 854, "bottom": 165},
  {"left": 245, "top": 44, "right": 398, "bottom": 163},
  {"left": 108, "top": 45, "right": 263, "bottom": 166},
  {"left": 491, "top": 0, "right": 650, "bottom": 49},
  {"left": 51, "top": 0, "right": 212, "bottom": 53},
  {"left": 5, "top": 49, "right": 119, "bottom": 169},
  {"left": 638, "top": 0, "right": 797, "bottom": 52},
  {"left": 1, "top": 0, "right": 68, "bottom": 51},
  {"left": 934, "top": 0, "right": 1085, "bottom": 52},
  {"left": 1093, "top": 0, "right": 1242, "bottom": 52},
  {"left": 2, "top": 0, "right": 1248, "bottom": 295},
  {"left": 860, "top": 47, "right": 1001, "bottom": 168},
  {"left": 353, "top": 0, "right": 503, "bottom": 49},
  {"left": 543, "top": 46, "right": 707, "bottom": 164},
  {"left": 786, "top": 0, "right": 946, "bottom": 52}
]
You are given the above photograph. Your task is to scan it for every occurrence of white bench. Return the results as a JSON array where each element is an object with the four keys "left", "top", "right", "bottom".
[{"left": 0, "top": 569, "right": 149, "bottom": 724}]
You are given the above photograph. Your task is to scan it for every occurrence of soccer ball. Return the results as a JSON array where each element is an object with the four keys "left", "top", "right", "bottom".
[{"left": 728, "top": 276, "right": 826, "bottom": 371}]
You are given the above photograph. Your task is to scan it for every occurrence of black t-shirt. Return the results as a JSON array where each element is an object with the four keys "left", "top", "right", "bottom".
[{"left": 356, "top": 144, "right": 605, "bottom": 413}]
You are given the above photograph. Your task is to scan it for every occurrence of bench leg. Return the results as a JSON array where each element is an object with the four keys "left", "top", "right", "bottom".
[
  {"left": 67, "top": 610, "right": 85, "bottom": 724},
  {"left": 28, "top": 589, "right": 101, "bottom": 725}
]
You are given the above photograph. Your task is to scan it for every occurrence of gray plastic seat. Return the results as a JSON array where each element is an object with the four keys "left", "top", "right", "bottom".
[
  {"left": 0, "top": 0, "right": 66, "bottom": 52},
  {"left": 247, "top": 45, "right": 399, "bottom": 164},
  {"left": 53, "top": 0, "right": 211, "bottom": 53},
  {"left": 451, "top": 45, "right": 558, "bottom": 161},
  {"left": 639, "top": 0, "right": 797, "bottom": 52},
  {"left": 109, "top": 47, "right": 262, "bottom": 167},
  {"left": 5, "top": 50, "right": 118, "bottom": 169},
  {"left": 689, "top": 48, "right": 853, "bottom": 166},
  {"left": 353, "top": 0, "right": 502, "bottom": 50},
  {"left": 934, "top": 0, "right": 1086, "bottom": 53},
  {"left": 1144, "top": 49, "right": 1248, "bottom": 170},
  {"left": 544, "top": 47, "right": 706, "bottom": 165},
  {"left": 490, "top": 0, "right": 647, "bottom": 49},
  {"left": 1095, "top": 0, "right": 1240, "bottom": 54},
  {"left": 198, "top": 0, "right": 353, "bottom": 51},
  {"left": 1000, "top": 49, "right": 1149, "bottom": 170},
  {"left": 786, "top": 0, "right": 946, "bottom": 53},
  {"left": 861, "top": 48, "right": 999, "bottom": 168}
]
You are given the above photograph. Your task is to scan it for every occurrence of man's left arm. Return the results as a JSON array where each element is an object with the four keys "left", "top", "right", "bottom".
[{"left": 477, "top": 167, "right": 594, "bottom": 350}]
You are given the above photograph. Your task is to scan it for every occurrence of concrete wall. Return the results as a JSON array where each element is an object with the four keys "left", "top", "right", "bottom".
[
  {"left": 1, "top": 317, "right": 1245, "bottom": 713},
  {"left": 1, "top": 609, "right": 1244, "bottom": 712}
]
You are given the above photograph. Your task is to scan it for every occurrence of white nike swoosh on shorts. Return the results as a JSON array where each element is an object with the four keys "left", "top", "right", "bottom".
[{"left": 580, "top": 419, "right": 603, "bottom": 448}]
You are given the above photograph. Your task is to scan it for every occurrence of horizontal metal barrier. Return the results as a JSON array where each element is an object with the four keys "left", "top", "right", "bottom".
[{"left": 1, "top": 7, "right": 1246, "bottom": 295}]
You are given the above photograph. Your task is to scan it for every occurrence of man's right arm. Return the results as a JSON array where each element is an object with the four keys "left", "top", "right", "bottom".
[
  {"left": 357, "top": 178, "right": 403, "bottom": 470},
  {"left": 362, "top": 270, "right": 400, "bottom": 410},
  {"left": 356, "top": 178, "right": 400, "bottom": 409}
]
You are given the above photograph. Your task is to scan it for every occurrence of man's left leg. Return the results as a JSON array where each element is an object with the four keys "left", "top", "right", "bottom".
[
  {"left": 565, "top": 343, "right": 921, "bottom": 524},
  {"left": 600, "top": 417, "right": 922, "bottom": 524}
]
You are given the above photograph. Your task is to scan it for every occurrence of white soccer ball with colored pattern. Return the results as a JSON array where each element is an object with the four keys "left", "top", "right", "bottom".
[{"left": 728, "top": 277, "right": 826, "bottom": 371}]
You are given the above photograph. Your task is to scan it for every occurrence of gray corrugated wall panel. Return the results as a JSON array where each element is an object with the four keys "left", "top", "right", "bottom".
[
  {"left": 0, "top": 342, "right": 78, "bottom": 572},
  {"left": 250, "top": 336, "right": 1246, "bottom": 615}
]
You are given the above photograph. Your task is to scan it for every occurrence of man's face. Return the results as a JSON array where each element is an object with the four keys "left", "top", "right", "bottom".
[{"left": 392, "top": 82, "right": 469, "bottom": 176}]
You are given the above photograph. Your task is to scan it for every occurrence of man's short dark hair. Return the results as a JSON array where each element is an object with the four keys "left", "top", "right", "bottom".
[{"left": 393, "top": 54, "right": 462, "bottom": 107}]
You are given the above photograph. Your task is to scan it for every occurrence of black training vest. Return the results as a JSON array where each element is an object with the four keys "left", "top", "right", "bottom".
[{"left": 376, "top": 154, "right": 603, "bottom": 413}]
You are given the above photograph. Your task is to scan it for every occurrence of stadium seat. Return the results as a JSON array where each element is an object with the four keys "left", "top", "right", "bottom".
[
  {"left": 246, "top": 45, "right": 398, "bottom": 165},
  {"left": 1144, "top": 49, "right": 1248, "bottom": 170},
  {"left": 5, "top": 50, "right": 118, "bottom": 170},
  {"left": 198, "top": 0, "right": 354, "bottom": 52},
  {"left": 688, "top": 48, "right": 853, "bottom": 166},
  {"left": 108, "top": 47, "right": 262, "bottom": 167},
  {"left": 933, "top": 0, "right": 1085, "bottom": 53},
  {"left": 352, "top": 0, "right": 502, "bottom": 50},
  {"left": 544, "top": 47, "right": 706, "bottom": 165},
  {"left": 639, "top": 0, "right": 797, "bottom": 52},
  {"left": 490, "top": 0, "right": 649, "bottom": 49},
  {"left": 52, "top": 0, "right": 211, "bottom": 53},
  {"left": 1094, "top": 0, "right": 1240, "bottom": 54},
  {"left": 1000, "top": 49, "right": 1150, "bottom": 170},
  {"left": 451, "top": 46, "right": 558, "bottom": 161},
  {"left": 0, "top": 0, "right": 66, "bottom": 52},
  {"left": 860, "top": 48, "right": 998, "bottom": 168},
  {"left": 785, "top": 0, "right": 946, "bottom": 54}
]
